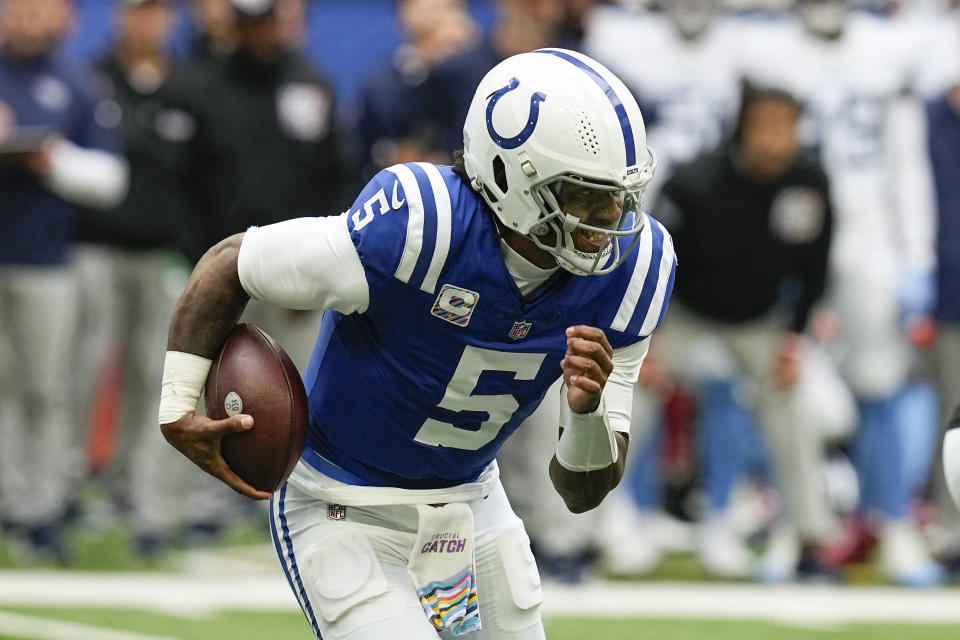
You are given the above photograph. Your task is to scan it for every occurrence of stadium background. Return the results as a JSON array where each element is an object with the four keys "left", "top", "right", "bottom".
[
  {"left": 61, "top": 0, "right": 498, "bottom": 106},
  {"left": 1, "top": 0, "right": 960, "bottom": 638}
]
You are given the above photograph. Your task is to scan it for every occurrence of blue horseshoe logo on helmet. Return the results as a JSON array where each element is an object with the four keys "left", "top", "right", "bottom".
[{"left": 485, "top": 77, "right": 547, "bottom": 150}]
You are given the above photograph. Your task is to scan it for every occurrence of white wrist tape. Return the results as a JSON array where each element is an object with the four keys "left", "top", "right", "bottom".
[
  {"left": 158, "top": 351, "right": 213, "bottom": 425},
  {"left": 556, "top": 395, "right": 619, "bottom": 472},
  {"left": 943, "top": 428, "right": 960, "bottom": 511}
]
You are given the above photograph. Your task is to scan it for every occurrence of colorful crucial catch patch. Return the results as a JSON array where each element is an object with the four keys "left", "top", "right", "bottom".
[
  {"left": 431, "top": 284, "right": 480, "bottom": 327},
  {"left": 417, "top": 564, "right": 481, "bottom": 636}
]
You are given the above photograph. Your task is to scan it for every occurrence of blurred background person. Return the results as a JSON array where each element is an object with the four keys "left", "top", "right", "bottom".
[
  {"left": 363, "top": 0, "right": 567, "bottom": 171},
  {"left": 741, "top": 0, "right": 945, "bottom": 586},
  {"left": 72, "top": 0, "right": 207, "bottom": 558},
  {"left": 0, "top": 0, "right": 128, "bottom": 561},
  {"left": 654, "top": 83, "right": 841, "bottom": 582},
  {"left": 358, "top": 0, "right": 478, "bottom": 178},
  {"left": 890, "top": 0, "right": 960, "bottom": 101},
  {"left": 187, "top": 0, "right": 235, "bottom": 60},
  {"left": 166, "top": 0, "right": 350, "bottom": 372},
  {"left": 586, "top": 0, "right": 740, "bottom": 204}
]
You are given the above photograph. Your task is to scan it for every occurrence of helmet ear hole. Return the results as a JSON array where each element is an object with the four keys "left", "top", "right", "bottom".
[{"left": 493, "top": 155, "right": 509, "bottom": 194}]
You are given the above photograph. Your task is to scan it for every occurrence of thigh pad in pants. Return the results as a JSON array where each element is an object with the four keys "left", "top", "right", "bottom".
[{"left": 475, "top": 522, "right": 545, "bottom": 638}]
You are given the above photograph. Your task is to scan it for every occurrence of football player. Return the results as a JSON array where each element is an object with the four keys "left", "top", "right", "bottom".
[
  {"left": 158, "top": 50, "right": 674, "bottom": 639},
  {"left": 742, "top": 0, "right": 943, "bottom": 585}
]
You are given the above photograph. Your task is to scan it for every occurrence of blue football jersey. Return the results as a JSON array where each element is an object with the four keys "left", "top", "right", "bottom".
[{"left": 301, "top": 162, "right": 676, "bottom": 489}]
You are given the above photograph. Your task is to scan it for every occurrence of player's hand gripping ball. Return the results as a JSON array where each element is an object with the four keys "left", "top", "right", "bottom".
[{"left": 205, "top": 323, "right": 308, "bottom": 493}]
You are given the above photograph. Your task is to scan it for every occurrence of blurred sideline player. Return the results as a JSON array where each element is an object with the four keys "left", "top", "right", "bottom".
[
  {"left": 72, "top": 0, "right": 206, "bottom": 557},
  {"left": 187, "top": 0, "right": 236, "bottom": 60},
  {"left": 585, "top": 0, "right": 739, "bottom": 204},
  {"left": 0, "top": 0, "right": 128, "bottom": 559},
  {"left": 358, "top": 0, "right": 479, "bottom": 178},
  {"left": 159, "top": 49, "right": 674, "bottom": 639},
  {"left": 654, "top": 83, "right": 848, "bottom": 581},
  {"left": 740, "top": 0, "right": 944, "bottom": 586},
  {"left": 372, "top": 0, "right": 567, "bottom": 169},
  {"left": 584, "top": 0, "right": 740, "bottom": 576}
]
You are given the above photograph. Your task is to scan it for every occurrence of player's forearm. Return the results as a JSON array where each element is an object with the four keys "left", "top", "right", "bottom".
[
  {"left": 549, "top": 433, "right": 628, "bottom": 513},
  {"left": 167, "top": 233, "right": 250, "bottom": 357}
]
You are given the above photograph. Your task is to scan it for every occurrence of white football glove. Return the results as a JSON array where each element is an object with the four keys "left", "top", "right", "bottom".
[{"left": 943, "top": 405, "right": 960, "bottom": 512}]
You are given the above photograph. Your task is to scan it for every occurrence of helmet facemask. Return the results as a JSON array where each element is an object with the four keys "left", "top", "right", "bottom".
[{"left": 526, "top": 163, "right": 654, "bottom": 276}]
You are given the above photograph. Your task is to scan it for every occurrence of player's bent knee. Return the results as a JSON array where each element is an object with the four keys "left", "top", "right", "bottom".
[{"left": 480, "top": 524, "right": 545, "bottom": 638}]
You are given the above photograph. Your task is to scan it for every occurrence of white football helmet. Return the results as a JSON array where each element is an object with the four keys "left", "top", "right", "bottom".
[{"left": 462, "top": 48, "right": 656, "bottom": 276}]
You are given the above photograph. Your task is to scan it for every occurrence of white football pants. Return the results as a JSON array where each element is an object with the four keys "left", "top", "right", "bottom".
[{"left": 270, "top": 462, "right": 546, "bottom": 640}]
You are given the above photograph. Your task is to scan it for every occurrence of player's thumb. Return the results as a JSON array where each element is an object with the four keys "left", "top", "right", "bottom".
[{"left": 220, "top": 414, "right": 254, "bottom": 434}]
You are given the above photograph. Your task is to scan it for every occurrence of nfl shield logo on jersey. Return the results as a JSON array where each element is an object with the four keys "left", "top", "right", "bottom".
[
  {"left": 327, "top": 504, "right": 347, "bottom": 521},
  {"left": 509, "top": 320, "right": 532, "bottom": 341}
]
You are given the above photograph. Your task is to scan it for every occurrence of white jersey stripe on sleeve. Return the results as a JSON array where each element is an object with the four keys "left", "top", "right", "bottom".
[
  {"left": 610, "top": 214, "right": 655, "bottom": 332},
  {"left": 417, "top": 163, "right": 452, "bottom": 295},
  {"left": 638, "top": 221, "right": 676, "bottom": 337},
  {"left": 387, "top": 164, "right": 425, "bottom": 285}
]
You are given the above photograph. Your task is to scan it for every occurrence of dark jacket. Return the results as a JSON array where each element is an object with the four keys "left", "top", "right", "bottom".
[
  {"left": 657, "top": 146, "right": 833, "bottom": 333},
  {"left": 165, "top": 48, "right": 350, "bottom": 248},
  {"left": 77, "top": 55, "right": 204, "bottom": 260}
]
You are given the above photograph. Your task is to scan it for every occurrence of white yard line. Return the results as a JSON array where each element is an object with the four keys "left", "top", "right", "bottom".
[
  {"left": 0, "top": 610, "right": 181, "bottom": 640},
  {"left": 0, "top": 572, "right": 958, "bottom": 626},
  {"left": 544, "top": 582, "right": 960, "bottom": 625}
]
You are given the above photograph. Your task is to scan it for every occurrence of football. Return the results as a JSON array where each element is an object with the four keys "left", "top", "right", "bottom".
[{"left": 204, "top": 323, "right": 309, "bottom": 494}]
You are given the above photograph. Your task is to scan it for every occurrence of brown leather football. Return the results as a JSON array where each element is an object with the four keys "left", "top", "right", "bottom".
[{"left": 204, "top": 323, "right": 308, "bottom": 493}]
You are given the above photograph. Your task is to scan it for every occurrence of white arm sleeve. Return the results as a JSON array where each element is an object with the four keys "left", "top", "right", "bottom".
[
  {"left": 46, "top": 139, "right": 129, "bottom": 209},
  {"left": 555, "top": 338, "right": 649, "bottom": 471},
  {"left": 605, "top": 338, "right": 650, "bottom": 435},
  {"left": 237, "top": 213, "right": 370, "bottom": 313}
]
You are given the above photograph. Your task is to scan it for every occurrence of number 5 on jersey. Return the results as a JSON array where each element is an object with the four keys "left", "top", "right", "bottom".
[{"left": 415, "top": 346, "right": 546, "bottom": 450}]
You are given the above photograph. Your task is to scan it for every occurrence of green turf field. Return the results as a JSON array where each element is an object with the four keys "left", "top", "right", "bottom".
[
  {"left": 0, "top": 607, "right": 958, "bottom": 640},
  {"left": 2, "top": 524, "right": 959, "bottom": 640}
]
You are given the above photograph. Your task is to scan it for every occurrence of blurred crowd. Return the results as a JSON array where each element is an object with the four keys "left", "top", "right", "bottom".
[{"left": 1, "top": 0, "right": 959, "bottom": 592}]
